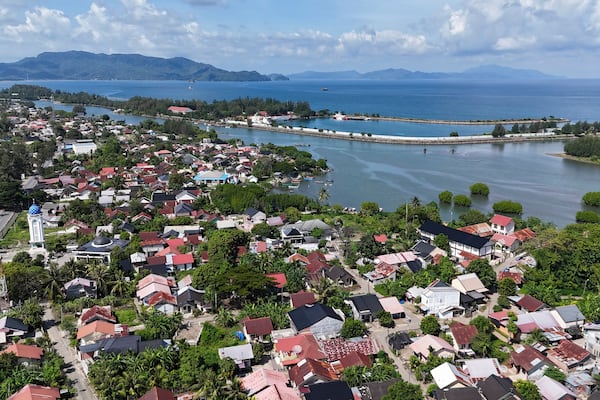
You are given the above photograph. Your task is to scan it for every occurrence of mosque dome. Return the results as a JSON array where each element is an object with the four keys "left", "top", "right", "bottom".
[
  {"left": 28, "top": 203, "right": 42, "bottom": 215},
  {"left": 92, "top": 236, "right": 112, "bottom": 247}
]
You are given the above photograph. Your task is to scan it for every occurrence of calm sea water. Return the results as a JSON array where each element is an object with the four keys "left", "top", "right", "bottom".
[{"left": 5, "top": 78, "right": 600, "bottom": 226}]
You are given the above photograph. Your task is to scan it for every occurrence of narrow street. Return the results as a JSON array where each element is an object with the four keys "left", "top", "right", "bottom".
[{"left": 42, "top": 304, "right": 97, "bottom": 400}]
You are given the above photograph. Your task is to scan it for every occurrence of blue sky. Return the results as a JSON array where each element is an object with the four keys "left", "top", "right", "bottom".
[{"left": 1, "top": 0, "right": 599, "bottom": 77}]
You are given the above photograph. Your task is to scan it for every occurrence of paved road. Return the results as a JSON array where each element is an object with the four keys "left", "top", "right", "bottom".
[{"left": 42, "top": 304, "right": 97, "bottom": 400}]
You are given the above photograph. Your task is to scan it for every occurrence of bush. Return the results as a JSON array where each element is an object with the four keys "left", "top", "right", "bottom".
[
  {"left": 576, "top": 210, "right": 600, "bottom": 223},
  {"left": 493, "top": 200, "right": 523, "bottom": 214},
  {"left": 470, "top": 182, "right": 490, "bottom": 196},
  {"left": 453, "top": 194, "right": 472, "bottom": 207},
  {"left": 438, "top": 190, "right": 453, "bottom": 204},
  {"left": 583, "top": 192, "right": 600, "bottom": 206},
  {"left": 420, "top": 315, "right": 441, "bottom": 335},
  {"left": 449, "top": 131, "right": 459, "bottom": 137},
  {"left": 376, "top": 310, "right": 395, "bottom": 328},
  {"left": 341, "top": 319, "right": 368, "bottom": 339}
]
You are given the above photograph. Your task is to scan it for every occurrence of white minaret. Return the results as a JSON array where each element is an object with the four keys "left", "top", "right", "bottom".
[{"left": 27, "top": 201, "right": 45, "bottom": 248}]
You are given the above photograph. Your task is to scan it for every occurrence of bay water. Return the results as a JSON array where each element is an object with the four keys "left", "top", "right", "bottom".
[{"left": 5, "top": 78, "right": 600, "bottom": 226}]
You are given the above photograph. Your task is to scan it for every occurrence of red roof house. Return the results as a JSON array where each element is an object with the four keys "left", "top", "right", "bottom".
[
  {"left": 7, "top": 384, "right": 60, "bottom": 400},
  {"left": 1, "top": 343, "right": 43, "bottom": 361},
  {"left": 139, "top": 386, "right": 175, "bottom": 400},
  {"left": 243, "top": 317, "right": 274, "bottom": 342}
]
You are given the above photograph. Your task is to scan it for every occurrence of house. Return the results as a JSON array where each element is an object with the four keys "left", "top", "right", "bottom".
[
  {"left": 490, "top": 214, "right": 515, "bottom": 235},
  {"left": 551, "top": 305, "right": 585, "bottom": 329},
  {"left": 136, "top": 274, "right": 176, "bottom": 304},
  {"left": 458, "top": 222, "right": 494, "bottom": 238},
  {"left": 290, "top": 291, "right": 316, "bottom": 309},
  {"left": 476, "top": 375, "right": 518, "bottom": 400},
  {"left": 176, "top": 286, "right": 208, "bottom": 314},
  {"left": 76, "top": 320, "right": 128, "bottom": 346},
  {"left": 72, "top": 235, "right": 129, "bottom": 264},
  {"left": 243, "top": 317, "right": 274, "bottom": 343},
  {"left": 79, "top": 335, "right": 169, "bottom": 362},
  {"left": 378, "top": 297, "right": 405, "bottom": 319},
  {"left": 347, "top": 294, "right": 383, "bottom": 323},
  {"left": 304, "top": 381, "right": 353, "bottom": 400},
  {"left": 433, "top": 387, "right": 482, "bottom": 400},
  {"left": 546, "top": 340, "right": 592, "bottom": 372},
  {"left": 449, "top": 322, "right": 478, "bottom": 355},
  {"left": 516, "top": 294, "right": 546, "bottom": 313},
  {"left": 287, "top": 303, "right": 344, "bottom": 339},
  {"left": 430, "top": 362, "right": 472, "bottom": 390},
  {"left": 147, "top": 291, "right": 178, "bottom": 314},
  {"left": 510, "top": 344, "right": 553, "bottom": 381},
  {"left": 320, "top": 336, "right": 377, "bottom": 361},
  {"left": 535, "top": 376, "right": 576, "bottom": 400},
  {"left": 461, "top": 358, "right": 502, "bottom": 382},
  {"left": 139, "top": 387, "right": 175, "bottom": 400},
  {"left": 1, "top": 343, "right": 43, "bottom": 366},
  {"left": 289, "top": 358, "right": 337, "bottom": 389},
  {"left": 244, "top": 207, "right": 267, "bottom": 224},
  {"left": 253, "top": 384, "right": 301, "bottom": 400},
  {"left": 7, "top": 384, "right": 60, "bottom": 400},
  {"left": 419, "top": 279, "right": 462, "bottom": 319},
  {"left": 364, "top": 379, "right": 403, "bottom": 400},
  {"left": 363, "top": 262, "right": 398, "bottom": 285},
  {"left": 409, "top": 334, "right": 455, "bottom": 361},
  {"left": 78, "top": 305, "right": 117, "bottom": 326},
  {"left": 564, "top": 372, "right": 596, "bottom": 398},
  {"left": 411, "top": 240, "right": 447, "bottom": 262},
  {"left": 218, "top": 343, "right": 254, "bottom": 370},
  {"left": 0, "top": 317, "right": 29, "bottom": 343},
  {"left": 240, "top": 368, "right": 290, "bottom": 397},
  {"left": 273, "top": 333, "right": 327, "bottom": 367},
  {"left": 451, "top": 273, "right": 489, "bottom": 297},
  {"left": 419, "top": 220, "right": 494, "bottom": 259},
  {"left": 583, "top": 322, "right": 600, "bottom": 357},
  {"left": 491, "top": 233, "right": 521, "bottom": 254},
  {"left": 324, "top": 266, "right": 356, "bottom": 287},
  {"left": 515, "top": 310, "right": 561, "bottom": 334},
  {"left": 63, "top": 277, "right": 97, "bottom": 299},
  {"left": 388, "top": 332, "right": 412, "bottom": 353}
]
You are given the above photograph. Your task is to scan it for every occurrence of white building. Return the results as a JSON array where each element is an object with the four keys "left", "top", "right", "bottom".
[
  {"left": 419, "top": 279, "right": 462, "bottom": 319},
  {"left": 27, "top": 202, "right": 45, "bottom": 248}
]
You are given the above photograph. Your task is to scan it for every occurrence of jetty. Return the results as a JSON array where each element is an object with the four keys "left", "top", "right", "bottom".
[{"left": 222, "top": 120, "right": 574, "bottom": 145}]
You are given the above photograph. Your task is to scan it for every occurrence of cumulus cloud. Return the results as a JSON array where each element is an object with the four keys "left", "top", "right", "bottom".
[{"left": 3, "top": 7, "right": 70, "bottom": 40}]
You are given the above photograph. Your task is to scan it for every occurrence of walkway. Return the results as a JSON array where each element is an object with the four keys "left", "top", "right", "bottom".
[{"left": 42, "top": 303, "right": 97, "bottom": 400}]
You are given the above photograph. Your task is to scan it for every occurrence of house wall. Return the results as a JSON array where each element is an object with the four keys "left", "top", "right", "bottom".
[
  {"left": 422, "top": 289, "right": 460, "bottom": 316},
  {"left": 584, "top": 330, "right": 600, "bottom": 357},
  {"left": 309, "top": 317, "right": 343, "bottom": 340}
]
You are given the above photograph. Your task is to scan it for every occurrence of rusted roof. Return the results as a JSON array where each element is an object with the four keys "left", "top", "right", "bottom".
[{"left": 450, "top": 322, "right": 478, "bottom": 346}]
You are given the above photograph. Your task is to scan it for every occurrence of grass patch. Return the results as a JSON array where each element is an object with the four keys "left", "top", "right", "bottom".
[{"left": 115, "top": 308, "right": 138, "bottom": 325}]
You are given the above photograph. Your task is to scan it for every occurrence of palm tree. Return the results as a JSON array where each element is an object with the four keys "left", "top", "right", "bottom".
[
  {"left": 109, "top": 269, "right": 132, "bottom": 298},
  {"left": 45, "top": 262, "right": 64, "bottom": 301},
  {"left": 318, "top": 186, "right": 330, "bottom": 205},
  {"left": 86, "top": 262, "right": 110, "bottom": 297},
  {"left": 215, "top": 308, "right": 237, "bottom": 328}
]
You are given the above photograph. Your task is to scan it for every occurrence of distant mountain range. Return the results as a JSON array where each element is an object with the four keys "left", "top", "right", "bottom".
[
  {"left": 0, "top": 51, "right": 559, "bottom": 81},
  {"left": 0, "top": 51, "right": 288, "bottom": 81},
  {"left": 288, "top": 65, "right": 560, "bottom": 80}
]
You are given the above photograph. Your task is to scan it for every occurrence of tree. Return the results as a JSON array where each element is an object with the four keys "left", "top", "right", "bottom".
[
  {"left": 453, "top": 194, "right": 472, "bottom": 207},
  {"left": 251, "top": 222, "right": 277, "bottom": 239},
  {"left": 341, "top": 318, "right": 368, "bottom": 339},
  {"left": 471, "top": 332, "right": 494, "bottom": 356},
  {"left": 576, "top": 210, "right": 600, "bottom": 223},
  {"left": 466, "top": 258, "right": 496, "bottom": 289},
  {"left": 514, "top": 380, "right": 542, "bottom": 400},
  {"left": 10, "top": 299, "right": 44, "bottom": 329},
  {"left": 318, "top": 186, "right": 329, "bottom": 205},
  {"left": 360, "top": 201, "right": 380, "bottom": 215},
  {"left": 498, "top": 277, "right": 517, "bottom": 296},
  {"left": 493, "top": 200, "right": 523, "bottom": 214},
  {"left": 458, "top": 209, "right": 488, "bottom": 226},
  {"left": 438, "top": 190, "right": 453, "bottom": 204},
  {"left": 583, "top": 192, "right": 600, "bottom": 207},
  {"left": 376, "top": 310, "right": 394, "bottom": 328},
  {"left": 382, "top": 379, "right": 423, "bottom": 400},
  {"left": 420, "top": 315, "right": 441, "bottom": 335},
  {"left": 544, "top": 366, "right": 566, "bottom": 383},
  {"left": 470, "top": 182, "right": 490, "bottom": 196},
  {"left": 491, "top": 124, "right": 507, "bottom": 137},
  {"left": 469, "top": 315, "right": 494, "bottom": 335},
  {"left": 433, "top": 234, "right": 451, "bottom": 255}
]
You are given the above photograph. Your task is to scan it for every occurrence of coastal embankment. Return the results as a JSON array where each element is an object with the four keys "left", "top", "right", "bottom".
[{"left": 222, "top": 120, "right": 574, "bottom": 145}]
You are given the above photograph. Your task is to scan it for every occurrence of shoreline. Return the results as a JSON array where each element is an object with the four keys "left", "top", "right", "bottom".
[
  {"left": 548, "top": 152, "right": 600, "bottom": 165},
  {"left": 326, "top": 115, "right": 570, "bottom": 126},
  {"left": 222, "top": 120, "right": 574, "bottom": 145}
]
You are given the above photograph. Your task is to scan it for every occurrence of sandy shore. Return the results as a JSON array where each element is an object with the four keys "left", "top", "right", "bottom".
[
  {"left": 223, "top": 120, "right": 574, "bottom": 145},
  {"left": 548, "top": 153, "right": 600, "bottom": 165}
]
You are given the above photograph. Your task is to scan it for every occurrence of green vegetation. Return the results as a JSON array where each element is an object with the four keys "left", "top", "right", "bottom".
[
  {"left": 583, "top": 192, "right": 600, "bottom": 206},
  {"left": 470, "top": 182, "right": 490, "bottom": 196},
  {"left": 491, "top": 124, "right": 507, "bottom": 137},
  {"left": 453, "top": 194, "right": 472, "bottom": 207},
  {"left": 514, "top": 380, "right": 542, "bottom": 400},
  {"left": 438, "top": 190, "right": 453, "bottom": 204},
  {"left": 576, "top": 210, "right": 600, "bottom": 223},
  {"left": 493, "top": 200, "right": 523, "bottom": 214},
  {"left": 420, "top": 315, "right": 441, "bottom": 335},
  {"left": 341, "top": 318, "right": 368, "bottom": 339}
]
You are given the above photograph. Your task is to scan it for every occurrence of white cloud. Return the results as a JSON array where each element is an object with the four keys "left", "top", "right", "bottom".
[{"left": 3, "top": 7, "right": 70, "bottom": 40}]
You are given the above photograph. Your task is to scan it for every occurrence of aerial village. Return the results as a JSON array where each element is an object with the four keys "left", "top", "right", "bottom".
[{"left": 1, "top": 98, "right": 600, "bottom": 400}]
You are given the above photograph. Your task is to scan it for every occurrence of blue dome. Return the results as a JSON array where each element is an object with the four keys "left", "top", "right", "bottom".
[{"left": 28, "top": 203, "right": 42, "bottom": 215}]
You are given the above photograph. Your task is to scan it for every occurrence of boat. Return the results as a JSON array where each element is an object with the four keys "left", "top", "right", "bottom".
[
  {"left": 333, "top": 113, "right": 348, "bottom": 120},
  {"left": 288, "top": 184, "right": 299, "bottom": 189},
  {"left": 321, "top": 87, "right": 328, "bottom": 91},
  {"left": 303, "top": 176, "right": 314, "bottom": 181}
]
